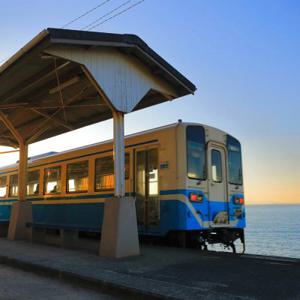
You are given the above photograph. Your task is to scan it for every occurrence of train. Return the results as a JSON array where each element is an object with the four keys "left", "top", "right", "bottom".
[{"left": 0, "top": 121, "right": 245, "bottom": 252}]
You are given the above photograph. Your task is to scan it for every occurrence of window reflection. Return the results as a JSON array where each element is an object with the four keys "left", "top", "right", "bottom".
[
  {"left": 186, "top": 126, "right": 206, "bottom": 180},
  {"left": 67, "top": 161, "right": 88, "bottom": 193},
  {"left": 44, "top": 166, "right": 61, "bottom": 194},
  {"left": 0, "top": 176, "right": 7, "bottom": 197},
  {"left": 148, "top": 149, "right": 158, "bottom": 196},
  {"left": 27, "top": 170, "right": 40, "bottom": 195},
  {"left": 9, "top": 174, "right": 18, "bottom": 197},
  {"left": 95, "top": 154, "right": 129, "bottom": 191},
  {"left": 211, "top": 150, "right": 222, "bottom": 182}
]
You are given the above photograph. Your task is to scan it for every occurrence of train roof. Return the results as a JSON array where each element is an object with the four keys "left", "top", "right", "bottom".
[{"left": 0, "top": 121, "right": 234, "bottom": 171}]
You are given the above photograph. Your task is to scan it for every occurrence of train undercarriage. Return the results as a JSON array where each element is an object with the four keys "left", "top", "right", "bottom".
[{"left": 165, "top": 228, "right": 245, "bottom": 253}]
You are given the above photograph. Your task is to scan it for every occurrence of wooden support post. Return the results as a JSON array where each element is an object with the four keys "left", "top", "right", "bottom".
[
  {"left": 7, "top": 142, "right": 32, "bottom": 240},
  {"left": 0, "top": 111, "right": 32, "bottom": 240},
  {"left": 18, "top": 143, "right": 28, "bottom": 201},
  {"left": 113, "top": 111, "right": 125, "bottom": 197},
  {"left": 99, "top": 110, "right": 139, "bottom": 258}
]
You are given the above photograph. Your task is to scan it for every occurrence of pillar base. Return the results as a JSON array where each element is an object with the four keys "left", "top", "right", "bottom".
[
  {"left": 7, "top": 201, "right": 32, "bottom": 241},
  {"left": 100, "top": 196, "right": 140, "bottom": 258}
]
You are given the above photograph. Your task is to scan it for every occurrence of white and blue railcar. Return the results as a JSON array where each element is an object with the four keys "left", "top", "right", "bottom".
[{"left": 0, "top": 122, "right": 245, "bottom": 250}]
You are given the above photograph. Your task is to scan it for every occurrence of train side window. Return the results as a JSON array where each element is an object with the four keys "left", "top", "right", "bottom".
[
  {"left": 67, "top": 161, "right": 89, "bottom": 193},
  {"left": 0, "top": 176, "right": 7, "bottom": 197},
  {"left": 95, "top": 156, "right": 114, "bottom": 191},
  {"left": 186, "top": 126, "right": 206, "bottom": 180},
  {"left": 44, "top": 166, "right": 61, "bottom": 194},
  {"left": 95, "top": 154, "right": 129, "bottom": 191},
  {"left": 27, "top": 170, "right": 40, "bottom": 196},
  {"left": 9, "top": 174, "right": 18, "bottom": 197},
  {"left": 211, "top": 150, "right": 222, "bottom": 182}
]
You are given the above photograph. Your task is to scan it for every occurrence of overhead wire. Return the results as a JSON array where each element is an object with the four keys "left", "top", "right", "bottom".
[
  {"left": 81, "top": 0, "right": 132, "bottom": 30},
  {"left": 2, "top": 0, "right": 146, "bottom": 67},
  {"left": 85, "top": 0, "right": 145, "bottom": 31},
  {"left": 61, "top": 0, "right": 113, "bottom": 28}
]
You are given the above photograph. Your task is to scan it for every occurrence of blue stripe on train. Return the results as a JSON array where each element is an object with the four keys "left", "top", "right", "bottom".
[
  {"left": 31, "top": 202, "right": 245, "bottom": 236},
  {"left": 32, "top": 203, "right": 104, "bottom": 232},
  {"left": 0, "top": 204, "right": 13, "bottom": 221},
  {"left": 0, "top": 189, "right": 245, "bottom": 235},
  {"left": 30, "top": 200, "right": 204, "bottom": 236}
]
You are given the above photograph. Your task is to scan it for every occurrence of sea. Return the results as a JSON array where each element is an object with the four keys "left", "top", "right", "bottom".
[{"left": 244, "top": 204, "right": 300, "bottom": 259}]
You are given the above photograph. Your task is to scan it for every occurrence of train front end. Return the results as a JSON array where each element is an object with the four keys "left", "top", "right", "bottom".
[{"left": 184, "top": 124, "right": 246, "bottom": 252}]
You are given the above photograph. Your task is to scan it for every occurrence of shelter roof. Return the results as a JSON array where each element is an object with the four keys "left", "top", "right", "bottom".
[{"left": 0, "top": 28, "right": 196, "bottom": 148}]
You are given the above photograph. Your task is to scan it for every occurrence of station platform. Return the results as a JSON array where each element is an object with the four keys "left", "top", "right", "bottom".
[{"left": 0, "top": 238, "right": 299, "bottom": 299}]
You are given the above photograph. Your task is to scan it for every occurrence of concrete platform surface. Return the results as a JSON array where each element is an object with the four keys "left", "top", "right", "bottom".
[
  {"left": 0, "top": 264, "right": 119, "bottom": 300},
  {"left": 0, "top": 238, "right": 299, "bottom": 299}
]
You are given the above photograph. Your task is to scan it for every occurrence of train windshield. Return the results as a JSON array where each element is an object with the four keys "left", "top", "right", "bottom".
[
  {"left": 227, "top": 135, "right": 243, "bottom": 185},
  {"left": 186, "top": 126, "right": 206, "bottom": 180}
]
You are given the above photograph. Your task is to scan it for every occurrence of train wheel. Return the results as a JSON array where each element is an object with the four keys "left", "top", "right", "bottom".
[
  {"left": 224, "top": 242, "right": 236, "bottom": 253},
  {"left": 229, "top": 242, "right": 236, "bottom": 253},
  {"left": 200, "top": 243, "right": 208, "bottom": 251}
]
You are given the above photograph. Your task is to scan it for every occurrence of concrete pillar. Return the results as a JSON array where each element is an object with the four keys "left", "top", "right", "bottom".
[
  {"left": 99, "top": 111, "right": 140, "bottom": 258},
  {"left": 7, "top": 143, "right": 32, "bottom": 241}
]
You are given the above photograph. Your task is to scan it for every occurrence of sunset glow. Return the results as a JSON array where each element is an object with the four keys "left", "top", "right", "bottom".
[{"left": 0, "top": 1, "right": 299, "bottom": 205}]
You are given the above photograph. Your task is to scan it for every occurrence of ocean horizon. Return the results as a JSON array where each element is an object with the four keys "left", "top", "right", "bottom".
[{"left": 244, "top": 204, "right": 300, "bottom": 259}]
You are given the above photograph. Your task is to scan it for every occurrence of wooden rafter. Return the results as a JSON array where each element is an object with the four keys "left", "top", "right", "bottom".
[
  {"left": 26, "top": 86, "right": 89, "bottom": 144},
  {"left": 31, "top": 108, "right": 74, "bottom": 131},
  {"left": 26, "top": 109, "right": 62, "bottom": 144},
  {"left": 54, "top": 58, "right": 68, "bottom": 123},
  {"left": 0, "top": 138, "right": 18, "bottom": 148},
  {"left": 0, "top": 111, "right": 23, "bottom": 144},
  {"left": 0, "top": 149, "right": 19, "bottom": 154},
  {"left": 0, "top": 103, "right": 28, "bottom": 109},
  {"left": 30, "top": 103, "right": 106, "bottom": 109},
  {"left": 2, "top": 61, "right": 70, "bottom": 104}
]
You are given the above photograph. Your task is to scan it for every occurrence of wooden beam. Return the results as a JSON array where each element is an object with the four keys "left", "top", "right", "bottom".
[
  {"left": 31, "top": 108, "right": 74, "bottom": 131},
  {"left": 113, "top": 111, "right": 125, "bottom": 197},
  {"left": 2, "top": 61, "right": 71, "bottom": 103},
  {"left": 0, "top": 86, "right": 89, "bottom": 144},
  {"left": 26, "top": 87, "right": 89, "bottom": 144},
  {"left": 0, "top": 112, "right": 27, "bottom": 201},
  {"left": 18, "top": 143, "right": 28, "bottom": 201},
  {"left": 54, "top": 58, "right": 68, "bottom": 124},
  {"left": 0, "top": 111, "right": 23, "bottom": 144},
  {"left": 0, "top": 149, "right": 19, "bottom": 154},
  {"left": 26, "top": 109, "right": 62, "bottom": 144},
  {"left": 29, "top": 103, "right": 106, "bottom": 109},
  {"left": 0, "top": 103, "right": 28, "bottom": 109},
  {"left": 0, "top": 139, "right": 18, "bottom": 148}
]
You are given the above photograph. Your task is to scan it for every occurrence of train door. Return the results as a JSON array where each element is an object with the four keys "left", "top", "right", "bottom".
[
  {"left": 207, "top": 143, "right": 229, "bottom": 226},
  {"left": 135, "top": 148, "right": 160, "bottom": 233}
]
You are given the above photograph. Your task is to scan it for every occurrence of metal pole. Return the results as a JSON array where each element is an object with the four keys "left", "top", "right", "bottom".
[
  {"left": 113, "top": 111, "right": 125, "bottom": 197},
  {"left": 18, "top": 143, "right": 28, "bottom": 201}
]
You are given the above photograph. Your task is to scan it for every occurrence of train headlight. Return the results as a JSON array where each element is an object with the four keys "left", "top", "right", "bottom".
[{"left": 189, "top": 192, "right": 203, "bottom": 202}]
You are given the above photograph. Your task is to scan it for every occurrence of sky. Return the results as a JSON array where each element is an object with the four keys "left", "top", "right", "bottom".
[{"left": 0, "top": 0, "right": 299, "bottom": 204}]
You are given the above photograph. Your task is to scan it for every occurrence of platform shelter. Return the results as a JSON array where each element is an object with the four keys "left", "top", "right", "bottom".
[{"left": 0, "top": 28, "right": 196, "bottom": 257}]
